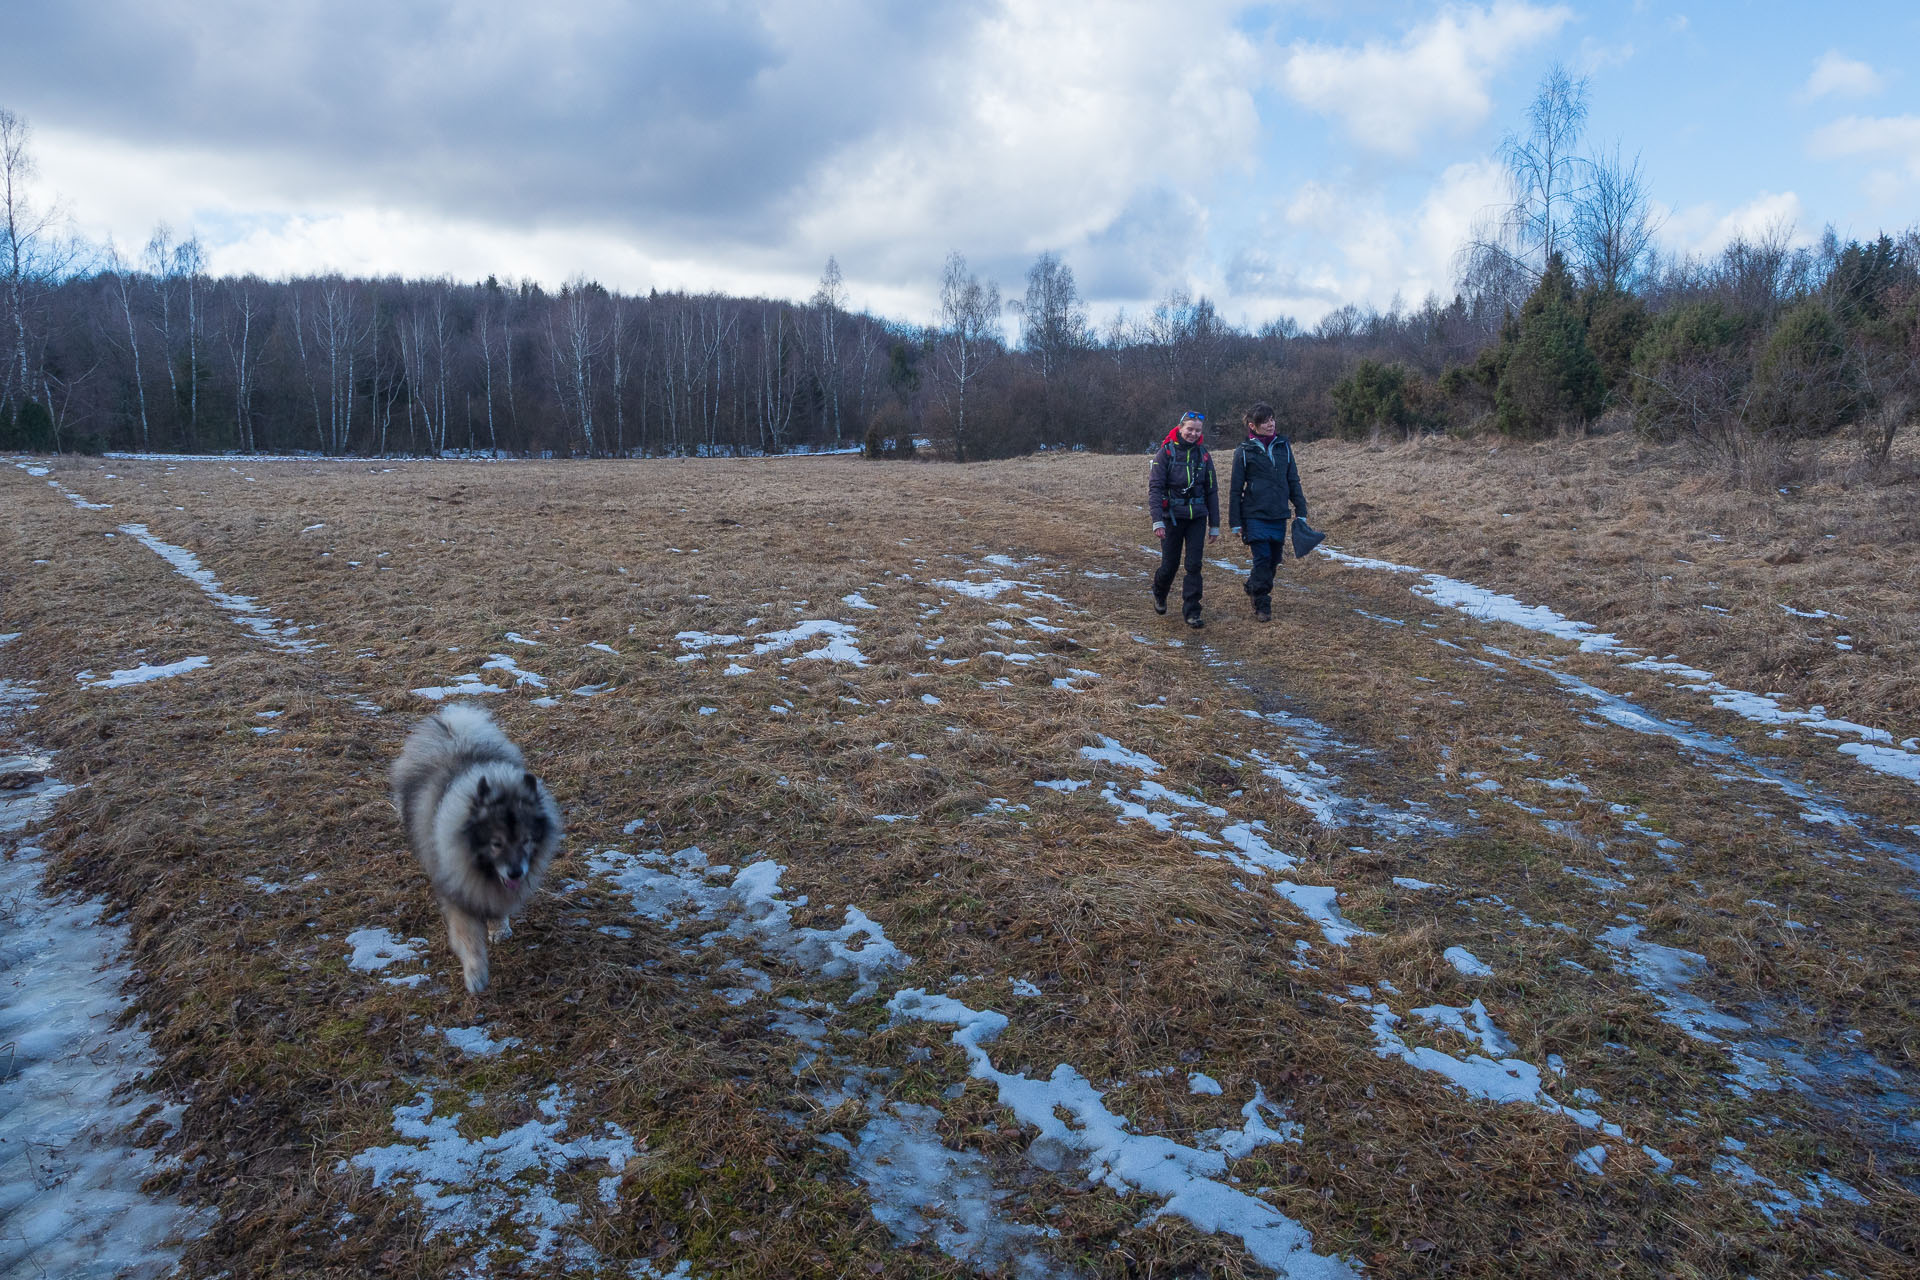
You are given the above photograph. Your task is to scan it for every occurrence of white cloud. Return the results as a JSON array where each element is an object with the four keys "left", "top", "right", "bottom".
[
  {"left": 1810, "top": 114, "right": 1920, "bottom": 178},
  {"left": 1660, "top": 191, "right": 1808, "bottom": 258},
  {"left": 1277, "top": 2, "right": 1572, "bottom": 156},
  {"left": 1799, "top": 51, "right": 1884, "bottom": 102},
  {"left": 21, "top": 0, "right": 1264, "bottom": 320},
  {"left": 1233, "top": 158, "right": 1508, "bottom": 325}
]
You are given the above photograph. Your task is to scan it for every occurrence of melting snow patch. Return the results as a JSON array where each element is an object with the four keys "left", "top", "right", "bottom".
[
  {"left": 1598, "top": 924, "right": 1749, "bottom": 1043},
  {"left": 78, "top": 656, "right": 211, "bottom": 688},
  {"left": 1836, "top": 742, "right": 1920, "bottom": 784},
  {"left": 752, "top": 620, "right": 868, "bottom": 666},
  {"left": 481, "top": 654, "right": 548, "bottom": 688},
  {"left": 433, "top": 1025, "right": 523, "bottom": 1057},
  {"left": 345, "top": 1085, "right": 635, "bottom": 1271},
  {"left": 674, "top": 630, "right": 742, "bottom": 651},
  {"left": 1443, "top": 946, "right": 1494, "bottom": 978},
  {"left": 1392, "top": 876, "right": 1445, "bottom": 891},
  {"left": 930, "top": 577, "right": 1026, "bottom": 600},
  {"left": 1079, "top": 736, "right": 1163, "bottom": 774},
  {"left": 1410, "top": 576, "right": 1627, "bottom": 653},
  {"left": 823, "top": 1102, "right": 1058, "bottom": 1279},
  {"left": 841, "top": 592, "right": 878, "bottom": 610},
  {"left": 1271, "top": 883, "right": 1368, "bottom": 947},
  {"left": 887, "top": 990, "right": 1358, "bottom": 1279},
  {"left": 1572, "top": 1145, "right": 1608, "bottom": 1176},
  {"left": 118, "top": 524, "right": 318, "bottom": 652},
  {"left": 0, "top": 809, "right": 202, "bottom": 1278},
  {"left": 345, "top": 928, "right": 425, "bottom": 974},
  {"left": 411, "top": 674, "right": 507, "bottom": 700}
]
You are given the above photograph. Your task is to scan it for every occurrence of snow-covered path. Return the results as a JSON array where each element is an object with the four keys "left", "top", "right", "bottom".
[{"left": 0, "top": 688, "right": 199, "bottom": 1278}]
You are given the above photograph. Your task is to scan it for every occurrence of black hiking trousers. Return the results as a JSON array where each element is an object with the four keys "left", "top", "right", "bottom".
[
  {"left": 1153, "top": 517, "right": 1208, "bottom": 618},
  {"left": 1244, "top": 535, "right": 1284, "bottom": 606}
]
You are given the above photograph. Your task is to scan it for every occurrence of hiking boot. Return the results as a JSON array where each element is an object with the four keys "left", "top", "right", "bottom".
[
  {"left": 1152, "top": 590, "right": 1168, "bottom": 616},
  {"left": 1254, "top": 599, "right": 1271, "bottom": 623},
  {"left": 1185, "top": 613, "right": 1205, "bottom": 629}
]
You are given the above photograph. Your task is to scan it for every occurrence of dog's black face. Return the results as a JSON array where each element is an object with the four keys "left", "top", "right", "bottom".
[{"left": 464, "top": 772, "right": 551, "bottom": 888}]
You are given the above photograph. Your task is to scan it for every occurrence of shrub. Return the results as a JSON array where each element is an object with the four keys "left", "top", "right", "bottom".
[
  {"left": 1330, "top": 359, "right": 1410, "bottom": 439},
  {"left": 1629, "top": 301, "right": 1750, "bottom": 439},
  {"left": 1749, "top": 300, "right": 1864, "bottom": 439},
  {"left": 1584, "top": 290, "right": 1649, "bottom": 395},
  {"left": 1495, "top": 256, "right": 1605, "bottom": 437}
]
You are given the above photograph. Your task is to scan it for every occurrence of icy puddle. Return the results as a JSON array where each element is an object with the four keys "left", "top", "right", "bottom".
[{"left": 0, "top": 729, "right": 200, "bottom": 1276}]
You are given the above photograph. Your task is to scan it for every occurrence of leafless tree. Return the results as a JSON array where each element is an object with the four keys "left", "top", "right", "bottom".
[
  {"left": 812, "top": 256, "right": 847, "bottom": 444},
  {"left": 222, "top": 280, "right": 262, "bottom": 452},
  {"left": 555, "top": 278, "right": 601, "bottom": 454},
  {"left": 1, "top": 108, "right": 74, "bottom": 418},
  {"left": 935, "top": 252, "right": 1001, "bottom": 461},
  {"left": 1573, "top": 143, "right": 1661, "bottom": 294},
  {"left": 1010, "top": 251, "right": 1088, "bottom": 384},
  {"left": 176, "top": 234, "right": 207, "bottom": 443},
  {"left": 102, "top": 241, "right": 151, "bottom": 448},
  {"left": 1460, "top": 65, "right": 1590, "bottom": 308},
  {"left": 753, "top": 302, "right": 797, "bottom": 451}
]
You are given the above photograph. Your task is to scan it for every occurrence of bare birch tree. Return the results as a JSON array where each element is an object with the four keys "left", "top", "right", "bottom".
[
  {"left": 1573, "top": 143, "right": 1661, "bottom": 294},
  {"left": 102, "top": 241, "right": 151, "bottom": 448},
  {"left": 935, "top": 252, "right": 1000, "bottom": 462},
  {"left": 811, "top": 257, "right": 847, "bottom": 444}
]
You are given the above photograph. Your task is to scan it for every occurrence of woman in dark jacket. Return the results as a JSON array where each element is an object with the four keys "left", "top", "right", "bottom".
[
  {"left": 1147, "top": 411, "right": 1219, "bottom": 628},
  {"left": 1227, "top": 402, "right": 1308, "bottom": 622}
]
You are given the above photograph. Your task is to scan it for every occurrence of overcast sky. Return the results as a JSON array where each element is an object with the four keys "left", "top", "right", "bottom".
[{"left": 5, "top": 1, "right": 1916, "bottom": 328}]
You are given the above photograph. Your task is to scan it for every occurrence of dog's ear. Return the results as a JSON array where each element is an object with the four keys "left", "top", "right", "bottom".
[
  {"left": 523, "top": 771, "right": 539, "bottom": 795},
  {"left": 475, "top": 776, "right": 491, "bottom": 801}
]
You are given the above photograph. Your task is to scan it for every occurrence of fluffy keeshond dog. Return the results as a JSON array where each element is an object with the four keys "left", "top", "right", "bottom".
[{"left": 390, "top": 703, "right": 563, "bottom": 993}]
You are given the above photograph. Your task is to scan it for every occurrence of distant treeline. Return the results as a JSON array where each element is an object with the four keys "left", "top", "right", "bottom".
[{"left": 3, "top": 83, "right": 1915, "bottom": 474}]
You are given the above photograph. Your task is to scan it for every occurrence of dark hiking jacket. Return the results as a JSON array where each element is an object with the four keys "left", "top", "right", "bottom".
[
  {"left": 1228, "top": 433, "right": 1308, "bottom": 533},
  {"left": 1147, "top": 434, "right": 1220, "bottom": 529}
]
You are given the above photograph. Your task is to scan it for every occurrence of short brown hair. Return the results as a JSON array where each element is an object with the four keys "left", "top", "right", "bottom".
[{"left": 1245, "top": 402, "right": 1275, "bottom": 426}]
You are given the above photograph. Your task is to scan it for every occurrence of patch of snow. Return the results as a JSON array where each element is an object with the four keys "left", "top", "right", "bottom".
[
  {"left": 0, "top": 781, "right": 202, "bottom": 1278},
  {"left": 118, "top": 524, "right": 318, "bottom": 653},
  {"left": 345, "top": 928, "right": 424, "bottom": 974},
  {"left": 752, "top": 620, "right": 868, "bottom": 667},
  {"left": 888, "top": 990, "right": 1358, "bottom": 1279},
  {"left": 1078, "top": 736, "right": 1163, "bottom": 775},
  {"left": 411, "top": 674, "right": 507, "bottom": 700},
  {"left": 481, "top": 653, "right": 548, "bottom": 688},
  {"left": 1443, "top": 946, "right": 1494, "bottom": 979},
  {"left": 841, "top": 592, "right": 879, "bottom": 610},
  {"left": 930, "top": 577, "right": 1027, "bottom": 601},
  {"left": 433, "top": 1025, "right": 523, "bottom": 1057},
  {"left": 79, "top": 657, "right": 211, "bottom": 688},
  {"left": 346, "top": 1085, "right": 635, "bottom": 1270}
]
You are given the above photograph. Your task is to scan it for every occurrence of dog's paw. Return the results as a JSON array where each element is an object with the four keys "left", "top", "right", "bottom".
[{"left": 487, "top": 917, "right": 513, "bottom": 944}]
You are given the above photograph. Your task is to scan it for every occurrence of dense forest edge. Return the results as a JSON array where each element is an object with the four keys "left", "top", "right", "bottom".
[{"left": 3, "top": 70, "right": 1915, "bottom": 486}]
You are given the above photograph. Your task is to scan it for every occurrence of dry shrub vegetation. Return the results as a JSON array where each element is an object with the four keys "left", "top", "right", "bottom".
[{"left": 0, "top": 436, "right": 1915, "bottom": 1279}]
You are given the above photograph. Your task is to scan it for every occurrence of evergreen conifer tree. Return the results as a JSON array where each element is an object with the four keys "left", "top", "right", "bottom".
[{"left": 1495, "top": 254, "right": 1604, "bottom": 436}]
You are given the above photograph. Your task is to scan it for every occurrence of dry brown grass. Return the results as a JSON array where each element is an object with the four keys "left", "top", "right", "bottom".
[{"left": 1, "top": 445, "right": 1915, "bottom": 1278}]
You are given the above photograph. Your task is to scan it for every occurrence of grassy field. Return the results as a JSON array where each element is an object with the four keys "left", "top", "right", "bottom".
[{"left": 1, "top": 436, "right": 1916, "bottom": 1279}]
